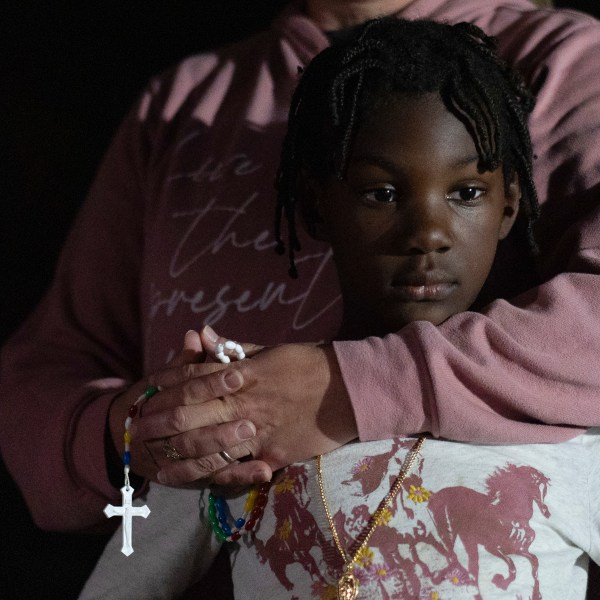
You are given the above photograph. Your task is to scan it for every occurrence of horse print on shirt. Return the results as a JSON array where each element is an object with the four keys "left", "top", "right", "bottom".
[{"left": 255, "top": 442, "right": 551, "bottom": 599}]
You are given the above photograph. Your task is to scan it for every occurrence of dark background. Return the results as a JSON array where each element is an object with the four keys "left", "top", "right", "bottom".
[{"left": 1, "top": 1, "right": 599, "bottom": 598}]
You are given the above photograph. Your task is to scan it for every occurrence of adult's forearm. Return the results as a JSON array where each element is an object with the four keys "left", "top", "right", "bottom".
[
  {"left": 0, "top": 339, "right": 128, "bottom": 530},
  {"left": 336, "top": 270, "right": 600, "bottom": 444}
]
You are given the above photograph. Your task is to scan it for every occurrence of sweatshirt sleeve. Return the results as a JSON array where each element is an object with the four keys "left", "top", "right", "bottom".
[
  {"left": 334, "top": 264, "right": 600, "bottom": 444},
  {"left": 334, "top": 8, "right": 600, "bottom": 445},
  {"left": 0, "top": 88, "right": 157, "bottom": 531}
]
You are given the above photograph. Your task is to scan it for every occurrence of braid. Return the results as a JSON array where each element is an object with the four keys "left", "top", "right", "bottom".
[{"left": 275, "top": 17, "right": 540, "bottom": 275}]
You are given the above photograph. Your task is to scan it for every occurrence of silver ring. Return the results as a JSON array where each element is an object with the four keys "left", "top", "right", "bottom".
[
  {"left": 219, "top": 450, "right": 236, "bottom": 464},
  {"left": 163, "top": 438, "right": 185, "bottom": 460}
]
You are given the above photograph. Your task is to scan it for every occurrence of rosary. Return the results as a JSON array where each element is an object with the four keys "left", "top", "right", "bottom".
[
  {"left": 103, "top": 385, "right": 158, "bottom": 556},
  {"left": 103, "top": 339, "right": 266, "bottom": 556}
]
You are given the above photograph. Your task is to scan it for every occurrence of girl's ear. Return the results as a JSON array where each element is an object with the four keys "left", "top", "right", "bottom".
[
  {"left": 498, "top": 172, "right": 521, "bottom": 240},
  {"left": 298, "top": 172, "right": 330, "bottom": 241}
]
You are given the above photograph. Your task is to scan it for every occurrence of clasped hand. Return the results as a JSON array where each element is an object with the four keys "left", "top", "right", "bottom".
[{"left": 108, "top": 327, "right": 357, "bottom": 488}]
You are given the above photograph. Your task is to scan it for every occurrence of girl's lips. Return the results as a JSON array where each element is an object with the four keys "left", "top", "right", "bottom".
[{"left": 391, "top": 282, "right": 457, "bottom": 301}]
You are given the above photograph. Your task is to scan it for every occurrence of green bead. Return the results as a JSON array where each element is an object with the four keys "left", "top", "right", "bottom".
[
  {"left": 214, "top": 528, "right": 227, "bottom": 542},
  {"left": 144, "top": 385, "right": 159, "bottom": 398}
]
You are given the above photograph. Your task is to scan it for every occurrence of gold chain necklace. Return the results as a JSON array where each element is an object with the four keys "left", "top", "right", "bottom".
[{"left": 316, "top": 436, "right": 426, "bottom": 600}]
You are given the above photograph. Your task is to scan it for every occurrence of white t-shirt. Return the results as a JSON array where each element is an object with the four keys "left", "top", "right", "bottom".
[{"left": 81, "top": 429, "right": 600, "bottom": 599}]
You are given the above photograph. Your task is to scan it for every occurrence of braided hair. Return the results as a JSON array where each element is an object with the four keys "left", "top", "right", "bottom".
[{"left": 274, "top": 17, "right": 539, "bottom": 278}]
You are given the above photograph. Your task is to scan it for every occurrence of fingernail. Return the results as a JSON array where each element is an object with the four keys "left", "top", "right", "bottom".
[
  {"left": 236, "top": 421, "right": 256, "bottom": 440},
  {"left": 157, "top": 471, "right": 167, "bottom": 484},
  {"left": 202, "top": 325, "right": 218, "bottom": 342},
  {"left": 223, "top": 369, "right": 243, "bottom": 390}
]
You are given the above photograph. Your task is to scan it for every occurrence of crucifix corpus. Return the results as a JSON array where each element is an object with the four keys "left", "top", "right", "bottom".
[{"left": 104, "top": 486, "right": 151, "bottom": 556}]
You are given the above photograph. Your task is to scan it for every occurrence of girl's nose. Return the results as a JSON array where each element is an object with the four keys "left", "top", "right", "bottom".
[{"left": 396, "top": 198, "right": 452, "bottom": 255}]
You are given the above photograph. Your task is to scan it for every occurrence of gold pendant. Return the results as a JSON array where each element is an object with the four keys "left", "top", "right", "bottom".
[{"left": 337, "top": 572, "right": 359, "bottom": 600}]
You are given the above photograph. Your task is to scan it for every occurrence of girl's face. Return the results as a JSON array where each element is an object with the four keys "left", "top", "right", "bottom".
[{"left": 310, "top": 92, "right": 520, "bottom": 337}]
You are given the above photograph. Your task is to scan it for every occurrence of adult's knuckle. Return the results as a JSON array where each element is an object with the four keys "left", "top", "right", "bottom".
[
  {"left": 182, "top": 363, "right": 196, "bottom": 380},
  {"left": 193, "top": 456, "right": 219, "bottom": 474},
  {"left": 175, "top": 435, "right": 194, "bottom": 459},
  {"left": 167, "top": 405, "right": 189, "bottom": 431}
]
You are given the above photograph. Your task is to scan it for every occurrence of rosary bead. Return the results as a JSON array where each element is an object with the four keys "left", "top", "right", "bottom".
[
  {"left": 144, "top": 385, "right": 159, "bottom": 398},
  {"left": 255, "top": 494, "right": 268, "bottom": 507},
  {"left": 250, "top": 506, "right": 264, "bottom": 520},
  {"left": 106, "top": 387, "right": 156, "bottom": 556},
  {"left": 214, "top": 528, "right": 227, "bottom": 542},
  {"left": 208, "top": 481, "right": 271, "bottom": 543},
  {"left": 244, "top": 489, "right": 258, "bottom": 511}
]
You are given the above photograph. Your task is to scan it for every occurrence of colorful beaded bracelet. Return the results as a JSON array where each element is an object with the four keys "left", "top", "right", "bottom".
[{"left": 208, "top": 482, "right": 271, "bottom": 542}]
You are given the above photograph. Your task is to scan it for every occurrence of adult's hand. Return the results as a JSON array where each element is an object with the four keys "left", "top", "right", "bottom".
[
  {"left": 150, "top": 326, "right": 359, "bottom": 487},
  {"left": 107, "top": 330, "right": 267, "bottom": 484}
]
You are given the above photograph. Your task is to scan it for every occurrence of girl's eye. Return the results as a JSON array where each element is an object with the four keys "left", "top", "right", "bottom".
[
  {"left": 360, "top": 187, "right": 398, "bottom": 204},
  {"left": 448, "top": 187, "right": 485, "bottom": 202}
]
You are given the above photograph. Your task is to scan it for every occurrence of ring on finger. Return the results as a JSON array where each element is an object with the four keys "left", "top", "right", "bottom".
[
  {"left": 219, "top": 450, "right": 236, "bottom": 464},
  {"left": 163, "top": 438, "right": 185, "bottom": 460}
]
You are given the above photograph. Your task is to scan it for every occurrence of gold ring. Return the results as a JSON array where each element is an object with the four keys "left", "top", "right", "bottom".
[{"left": 162, "top": 438, "right": 185, "bottom": 460}]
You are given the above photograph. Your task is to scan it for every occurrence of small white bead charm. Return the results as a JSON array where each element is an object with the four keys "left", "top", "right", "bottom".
[{"left": 216, "top": 340, "right": 245, "bottom": 364}]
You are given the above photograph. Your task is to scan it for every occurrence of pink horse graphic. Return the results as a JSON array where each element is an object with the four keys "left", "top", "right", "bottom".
[
  {"left": 254, "top": 464, "right": 338, "bottom": 591},
  {"left": 423, "top": 464, "right": 550, "bottom": 600}
]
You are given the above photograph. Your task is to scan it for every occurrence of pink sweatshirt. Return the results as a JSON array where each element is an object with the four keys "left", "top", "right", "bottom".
[{"left": 1, "top": 0, "right": 600, "bottom": 532}]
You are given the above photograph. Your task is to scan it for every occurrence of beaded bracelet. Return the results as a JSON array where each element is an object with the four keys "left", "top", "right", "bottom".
[
  {"left": 103, "top": 384, "right": 158, "bottom": 555},
  {"left": 208, "top": 482, "right": 271, "bottom": 542}
]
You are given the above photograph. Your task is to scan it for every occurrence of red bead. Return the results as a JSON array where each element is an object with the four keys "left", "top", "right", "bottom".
[
  {"left": 128, "top": 404, "right": 138, "bottom": 418},
  {"left": 231, "top": 531, "right": 241, "bottom": 541},
  {"left": 244, "top": 518, "right": 257, "bottom": 531},
  {"left": 251, "top": 507, "right": 264, "bottom": 520}
]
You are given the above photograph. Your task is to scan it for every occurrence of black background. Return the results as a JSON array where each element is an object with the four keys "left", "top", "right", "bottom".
[{"left": 1, "top": 2, "right": 598, "bottom": 598}]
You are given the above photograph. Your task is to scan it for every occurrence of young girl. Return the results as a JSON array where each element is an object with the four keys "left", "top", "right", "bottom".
[{"left": 81, "top": 17, "right": 600, "bottom": 600}]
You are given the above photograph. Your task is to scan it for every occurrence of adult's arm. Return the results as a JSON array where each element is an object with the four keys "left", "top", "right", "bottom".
[{"left": 151, "top": 254, "right": 600, "bottom": 487}]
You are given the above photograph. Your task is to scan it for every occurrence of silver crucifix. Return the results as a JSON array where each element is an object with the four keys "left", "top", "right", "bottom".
[{"left": 104, "top": 486, "right": 150, "bottom": 556}]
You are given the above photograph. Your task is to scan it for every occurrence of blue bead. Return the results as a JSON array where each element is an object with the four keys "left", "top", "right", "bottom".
[
  {"left": 222, "top": 523, "right": 232, "bottom": 535},
  {"left": 218, "top": 514, "right": 228, "bottom": 524},
  {"left": 235, "top": 518, "right": 245, "bottom": 528},
  {"left": 122, "top": 451, "right": 131, "bottom": 465}
]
